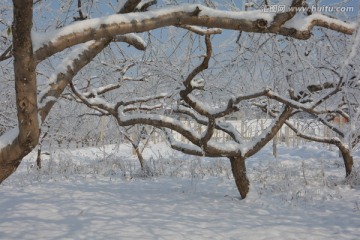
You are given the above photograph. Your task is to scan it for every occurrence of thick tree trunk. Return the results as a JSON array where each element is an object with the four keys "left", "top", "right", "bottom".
[
  {"left": 1, "top": 1, "right": 143, "bottom": 184},
  {"left": 229, "top": 156, "right": 249, "bottom": 199},
  {"left": 337, "top": 144, "right": 353, "bottom": 177},
  {"left": 0, "top": 140, "right": 33, "bottom": 183},
  {"left": 0, "top": 0, "right": 39, "bottom": 184}
]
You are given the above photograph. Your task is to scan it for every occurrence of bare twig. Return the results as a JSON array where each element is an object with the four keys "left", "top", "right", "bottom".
[
  {"left": 0, "top": 45, "right": 12, "bottom": 61},
  {"left": 74, "top": 0, "right": 87, "bottom": 21}
]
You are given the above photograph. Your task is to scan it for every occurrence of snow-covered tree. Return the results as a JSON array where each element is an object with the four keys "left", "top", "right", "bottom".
[
  {"left": 253, "top": 28, "right": 360, "bottom": 178},
  {"left": 0, "top": 0, "right": 357, "bottom": 198}
]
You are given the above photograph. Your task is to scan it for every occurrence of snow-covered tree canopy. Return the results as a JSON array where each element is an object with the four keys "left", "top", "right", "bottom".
[{"left": 0, "top": 0, "right": 359, "bottom": 198}]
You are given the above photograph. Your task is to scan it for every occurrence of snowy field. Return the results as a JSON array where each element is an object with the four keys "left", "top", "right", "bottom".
[{"left": 0, "top": 143, "right": 359, "bottom": 240}]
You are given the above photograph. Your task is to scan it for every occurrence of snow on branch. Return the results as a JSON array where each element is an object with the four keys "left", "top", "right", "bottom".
[
  {"left": 124, "top": 103, "right": 163, "bottom": 112},
  {"left": 283, "top": 13, "right": 356, "bottom": 36},
  {"left": 113, "top": 33, "right": 146, "bottom": 50},
  {"left": 101, "top": 62, "right": 135, "bottom": 74},
  {"left": 209, "top": 89, "right": 272, "bottom": 118},
  {"left": 117, "top": 111, "right": 244, "bottom": 156},
  {"left": 122, "top": 76, "right": 147, "bottom": 82},
  {"left": 252, "top": 73, "right": 356, "bottom": 177},
  {"left": 119, "top": 0, "right": 142, "bottom": 14},
  {"left": 264, "top": 87, "right": 344, "bottom": 119},
  {"left": 164, "top": 129, "right": 203, "bottom": 156},
  {"left": 180, "top": 34, "right": 213, "bottom": 116},
  {"left": 255, "top": 103, "right": 346, "bottom": 143},
  {"left": 243, "top": 106, "right": 293, "bottom": 158},
  {"left": 200, "top": 117, "right": 215, "bottom": 146},
  {"left": 178, "top": 25, "right": 222, "bottom": 35},
  {"left": 31, "top": 4, "right": 273, "bottom": 53},
  {"left": 136, "top": 0, "right": 157, "bottom": 12},
  {"left": 310, "top": 78, "right": 343, "bottom": 109},
  {"left": 286, "top": 117, "right": 342, "bottom": 145},
  {"left": 82, "top": 83, "right": 123, "bottom": 98},
  {"left": 174, "top": 105, "right": 243, "bottom": 143},
  {"left": 262, "top": 106, "right": 355, "bottom": 176},
  {"left": 315, "top": 115, "right": 344, "bottom": 138},
  {"left": 32, "top": 3, "right": 356, "bottom": 62},
  {"left": 117, "top": 112, "right": 201, "bottom": 144},
  {"left": 69, "top": 80, "right": 116, "bottom": 114},
  {"left": 190, "top": 78, "right": 205, "bottom": 89},
  {"left": 164, "top": 128, "right": 243, "bottom": 157},
  {"left": 37, "top": 40, "right": 96, "bottom": 102},
  {"left": 179, "top": 35, "right": 273, "bottom": 120},
  {"left": 185, "top": 87, "right": 271, "bottom": 118},
  {"left": 253, "top": 87, "right": 347, "bottom": 137},
  {"left": 121, "top": 93, "right": 170, "bottom": 106},
  {"left": 81, "top": 67, "right": 148, "bottom": 99},
  {"left": 38, "top": 39, "right": 110, "bottom": 122}
]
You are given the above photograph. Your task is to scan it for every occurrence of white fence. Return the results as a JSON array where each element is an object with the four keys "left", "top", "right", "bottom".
[
  {"left": 52, "top": 119, "right": 341, "bottom": 149},
  {"left": 167, "top": 119, "right": 338, "bottom": 148}
]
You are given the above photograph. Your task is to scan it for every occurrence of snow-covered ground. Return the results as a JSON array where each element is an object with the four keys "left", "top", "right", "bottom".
[{"left": 0, "top": 143, "right": 359, "bottom": 239}]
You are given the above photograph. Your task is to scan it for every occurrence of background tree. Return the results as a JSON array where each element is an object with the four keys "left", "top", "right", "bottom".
[{"left": 0, "top": 0, "right": 357, "bottom": 198}]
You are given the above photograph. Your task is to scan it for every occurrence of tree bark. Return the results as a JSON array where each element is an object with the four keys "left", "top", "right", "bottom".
[
  {"left": 0, "top": 0, "right": 145, "bottom": 184},
  {"left": 337, "top": 143, "right": 353, "bottom": 177},
  {"left": 0, "top": 0, "right": 39, "bottom": 184},
  {"left": 34, "top": 3, "right": 355, "bottom": 61},
  {"left": 133, "top": 146, "right": 145, "bottom": 171},
  {"left": 36, "top": 147, "right": 42, "bottom": 169},
  {"left": 229, "top": 156, "right": 249, "bottom": 199},
  {"left": 273, "top": 133, "right": 278, "bottom": 158}
]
